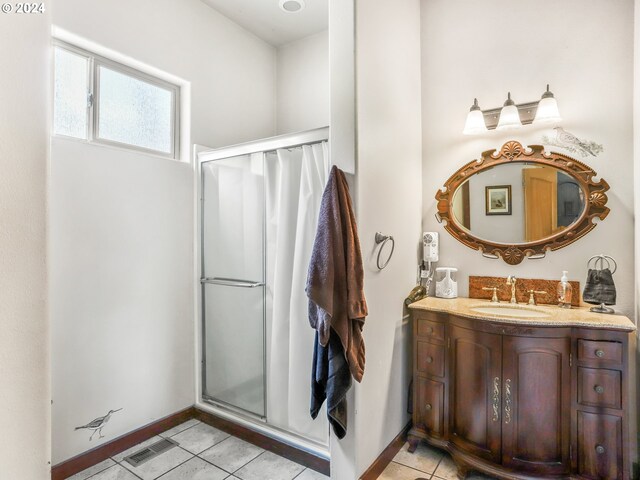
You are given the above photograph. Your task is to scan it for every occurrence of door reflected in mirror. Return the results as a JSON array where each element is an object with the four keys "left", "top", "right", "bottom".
[{"left": 451, "top": 163, "right": 585, "bottom": 244}]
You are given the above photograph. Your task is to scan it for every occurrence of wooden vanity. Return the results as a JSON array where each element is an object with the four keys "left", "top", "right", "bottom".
[{"left": 408, "top": 297, "right": 637, "bottom": 480}]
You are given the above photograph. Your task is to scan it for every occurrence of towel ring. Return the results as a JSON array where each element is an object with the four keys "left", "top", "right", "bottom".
[{"left": 375, "top": 232, "right": 395, "bottom": 270}]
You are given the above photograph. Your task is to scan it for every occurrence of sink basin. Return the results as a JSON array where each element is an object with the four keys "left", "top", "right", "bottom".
[{"left": 470, "top": 304, "right": 551, "bottom": 319}]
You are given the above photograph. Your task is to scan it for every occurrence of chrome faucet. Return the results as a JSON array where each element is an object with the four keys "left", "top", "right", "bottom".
[{"left": 506, "top": 275, "right": 517, "bottom": 304}]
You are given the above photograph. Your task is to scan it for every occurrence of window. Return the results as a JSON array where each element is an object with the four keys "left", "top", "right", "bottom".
[
  {"left": 53, "top": 47, "right": 89, "bottom": 139},
  {"left": 53, "top": 42, "right": 180, "bottom": 159}
]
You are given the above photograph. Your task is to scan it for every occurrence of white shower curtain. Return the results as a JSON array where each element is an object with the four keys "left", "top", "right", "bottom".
[{"left": 265, "top": 141, "right": 330, "bottom": 445}]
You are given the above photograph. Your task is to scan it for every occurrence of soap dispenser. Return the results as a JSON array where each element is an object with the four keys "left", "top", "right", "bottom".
[{"left": 557, "top": 270, "right": 573, "bottom": 309}]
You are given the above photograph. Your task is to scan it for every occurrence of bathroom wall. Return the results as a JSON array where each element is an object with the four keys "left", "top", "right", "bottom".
[
  {"left": 634, "top": 0, "right": 640, "bottom": 326},
  {"left": 353, "top": 0, "right": 423, "bottom": 475},
  {"left": 276, "top": 30, "right": 329, "bottom": 134},
  {"left": 329, "top": 0, "right": 356, "bottom": 176},
  {"left": 0, "top": 10, "right": 51, "bottom": 480},
  {"left": 51, "top": 0, "right": 276, "bottom": 464},
  {"left": 326, "top": 2, "right": 358, "bottom": 476},
  {"left": 50, "top": 139, "right": 196, "bottom": 464},
  {"left": 421, "top": 0, "right": 635, "bottom": 317},
  {"left": 633, "top": 0, "right": 640, "bottom": 461}
]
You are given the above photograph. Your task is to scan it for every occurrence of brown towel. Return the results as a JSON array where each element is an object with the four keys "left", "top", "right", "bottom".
[{"left": 306, "top": 165, "right": 368, "bottom": 382}]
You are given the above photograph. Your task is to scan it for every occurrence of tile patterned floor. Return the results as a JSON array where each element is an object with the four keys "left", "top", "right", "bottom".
[
  {"left": 67, "top": 420, "right": 329, "bottom": 480},
  {"left": 377, "top": 442, "right": 498, "bottom": 480}
]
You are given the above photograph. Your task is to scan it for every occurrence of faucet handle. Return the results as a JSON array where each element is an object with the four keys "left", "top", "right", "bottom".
[
  {"left": 527, "top": 290, "right": 547, "bottom": 306},
  {"left": 483, "top": 287, "right": 500, "bottom": 303}
]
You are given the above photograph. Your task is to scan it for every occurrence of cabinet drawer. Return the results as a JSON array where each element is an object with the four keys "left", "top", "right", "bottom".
[
  {"left": 578, "top": 340, "right": 622, "bottom": 366},
  {"left": 417, "top": 341, "right": 445, "bottom": 377},
  {"left": 416, "top": 377, "right": 444, "bottom": 437},
  {"left": 578, "top": 368, "right": 621, "bottom": 409},
  {"left": 577, "top": 411, "right": 623, "bottom": 480},
  {"left": 417, "top": 318, "right": 445, "bottom": 341}
]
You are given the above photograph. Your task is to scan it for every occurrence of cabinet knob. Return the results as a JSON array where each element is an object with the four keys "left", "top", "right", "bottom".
[
  {"left": 594, "top": 385, "right": 604, "bottom": 394},
  {"left": 426, "top": 356, "right": 433, "bottom": 363},
  {"left": 427, "top": 327, "right": 434, "bottom": 334},
  {"left": 595, "top": 349, "right": 605, "bottom": 358},
  {"left": 425, "top": 403, "right": 432, "bottom": 411},
  {"left": 595, "top": 445, "right": 606, "bottom": 454}
]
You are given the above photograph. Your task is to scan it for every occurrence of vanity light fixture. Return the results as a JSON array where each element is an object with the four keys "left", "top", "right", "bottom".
[
  {"left": 496, "top": 92, "right": 522, "bottom": 130},
  {"left": 463, "top": 85, "right": 561, "bottom": 135},
  {"left": 533, "top": 84, "right": 562, "bottom": 124},
  {"left": 462, "top": 98, "right": 488, "bottom": 135}
]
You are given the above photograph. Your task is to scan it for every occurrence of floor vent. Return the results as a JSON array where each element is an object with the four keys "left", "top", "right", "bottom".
[{"left": 124, "top": 438, "right": 179, "bottom": 467}]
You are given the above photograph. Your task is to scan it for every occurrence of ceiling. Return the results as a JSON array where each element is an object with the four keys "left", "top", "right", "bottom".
[{"left": 201, "top": 0, "right": 328, "bottom": 47}]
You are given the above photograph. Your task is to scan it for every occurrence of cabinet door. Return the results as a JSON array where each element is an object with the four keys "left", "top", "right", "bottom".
[
  {"left": 577, "top": 411, "right": 623, "bottom": 480},
  {"left": 501, "top": 336, "right": 571, "bottom": 475},
  {"left": 449, "top": 325, "right": 502, "bottom": 463},
  {"left": 415, "top": 377, "right": 445, "bottom": 437}
]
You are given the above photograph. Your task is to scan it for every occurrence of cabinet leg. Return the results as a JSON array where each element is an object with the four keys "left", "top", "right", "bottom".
[
  {"left": 407, "top": 435, "right": 420, "bottom": 453},
  {"left": 455, "top": 464, "right": 469, "bottom": 480}
]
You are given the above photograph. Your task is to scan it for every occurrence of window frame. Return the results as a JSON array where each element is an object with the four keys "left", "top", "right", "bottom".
[{"left": 53, "top": 40, "right": 181, "bottom": 160}]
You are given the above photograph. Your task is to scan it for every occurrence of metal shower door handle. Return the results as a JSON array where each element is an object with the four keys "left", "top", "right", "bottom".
[{"left": 200, "top": 277, "right": 265, "bottom": 288}]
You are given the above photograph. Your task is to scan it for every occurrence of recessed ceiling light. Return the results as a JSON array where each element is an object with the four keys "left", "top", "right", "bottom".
[{"left": 279, "top": 0, "right": 305, "bottom": 13}]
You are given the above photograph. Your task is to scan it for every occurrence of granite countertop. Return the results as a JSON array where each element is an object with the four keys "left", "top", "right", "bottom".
[{"left": 408, "top": 296, "right": 636, "bottom": 332}]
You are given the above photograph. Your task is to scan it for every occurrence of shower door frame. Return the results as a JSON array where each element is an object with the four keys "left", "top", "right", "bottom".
[
  {"left": 196, "top": 127, "right": 330, "bottom": 457},
  {"left": 200, "top": 151, "right": 268, "bottom": 420}
]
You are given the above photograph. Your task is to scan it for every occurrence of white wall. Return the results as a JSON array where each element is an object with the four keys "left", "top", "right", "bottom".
[
  {"left": 276, "top": 30, "right": 329, "bottom": 134},
  {"left": 422, "top": 0, "right": 635, "bottom": 317},
  {"left": 327, "top": 1, "right": 358, "bottom": 476},
  {"left": 51, "top": 0, "right": 276, "bottom": 464},
  {"left": 329, "top": 0, "right": 356, "bottom": 175},
  {"left": 633, "top": 0, "right": 640, "bottom": 465},
  {"left": 353, "top": 0, "right": 423, "bottom": 475},
  {"left": 634, "top": 0, "right": 640, "bottom": 326},
  {"left": 0, "top": 10, "right": 51, "bottom": 480},
  {"left": 51, "top": 139, "right": 195, "bottom": 464}
]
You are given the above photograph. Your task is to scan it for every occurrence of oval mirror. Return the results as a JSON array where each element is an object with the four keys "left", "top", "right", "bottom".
[
  {"left": 451, "top": 163, "right": 586, "bottom": 244},
  {"left": 436, "top": 141, "right": 610, "bottom": 264}
]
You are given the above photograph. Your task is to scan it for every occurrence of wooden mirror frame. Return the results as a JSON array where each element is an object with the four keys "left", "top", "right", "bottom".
[{"left": 435, "top": 141, "right": 610, "bottom": 265}]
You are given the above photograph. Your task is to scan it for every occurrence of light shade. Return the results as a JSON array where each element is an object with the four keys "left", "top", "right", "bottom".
[
  {"left": 533, "top": 85, "right": 561, "bottom": 124},
  {"left": 462, "top": 98, "right": 487, "bottom": 135},
  {"left": 496, "top": 92, "right": 522, "bottom": 130}
]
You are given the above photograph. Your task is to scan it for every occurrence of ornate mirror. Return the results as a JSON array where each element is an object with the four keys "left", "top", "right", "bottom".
[{"left": 436, "top": 141, "right": 610, "bottom": 264}]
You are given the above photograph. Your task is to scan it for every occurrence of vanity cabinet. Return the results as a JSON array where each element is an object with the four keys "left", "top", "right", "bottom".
[
  {"left": 449, "top": 325, "right": 502, "bottom": 464},
  {"left": 408, "top": 306, "right": 635, "bottom": 480},
  {"left": 500, "top": 335, "right": 571, "bottom": 475}
]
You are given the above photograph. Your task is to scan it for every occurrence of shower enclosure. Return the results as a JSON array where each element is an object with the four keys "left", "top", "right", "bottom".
[{"left": 197, "top": 127, "right": 330, "bottom": 457}]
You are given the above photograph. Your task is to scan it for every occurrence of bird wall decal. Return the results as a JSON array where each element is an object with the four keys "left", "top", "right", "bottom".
[
  {"left": 542, "top": 127, "right": 604, "bottom": 158},
  {"left": 75, "top": 408, "right": 122, "bottom": 441}
]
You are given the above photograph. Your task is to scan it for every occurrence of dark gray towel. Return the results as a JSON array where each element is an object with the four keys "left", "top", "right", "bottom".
[
  {"left": 583, "top": 268, "right": 616, "bottom": 306},
  {"left": 310, "top": 328, "right": 352, "bottom": 439}
]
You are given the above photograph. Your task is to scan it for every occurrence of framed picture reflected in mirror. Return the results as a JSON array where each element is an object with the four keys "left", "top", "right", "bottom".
[{"left": 485, "top": 185, "right": 511, "bottom": 215}]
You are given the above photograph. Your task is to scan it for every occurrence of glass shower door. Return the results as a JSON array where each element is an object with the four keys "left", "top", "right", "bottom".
[{"left": 201, "top": 153, "right": 266, "bottom": 418}]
